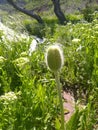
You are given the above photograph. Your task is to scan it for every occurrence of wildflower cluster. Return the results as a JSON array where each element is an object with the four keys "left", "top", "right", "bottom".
[{"left": 0, "top": 92, "right": 17, "bottom": 104}]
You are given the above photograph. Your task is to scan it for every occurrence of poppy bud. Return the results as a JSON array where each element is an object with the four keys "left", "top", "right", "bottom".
[{"left": 46, "top": 45, "right": 64, "bottom": 72}]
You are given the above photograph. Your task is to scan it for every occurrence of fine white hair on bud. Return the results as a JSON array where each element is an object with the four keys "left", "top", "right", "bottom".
[{"left": 45, "top": 44, "right": 64, "bottom": 72}]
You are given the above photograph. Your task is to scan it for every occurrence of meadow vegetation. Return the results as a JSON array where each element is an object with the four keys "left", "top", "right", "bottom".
[{"left": 0, "top": 1, "right": 98, "bottom": 129}]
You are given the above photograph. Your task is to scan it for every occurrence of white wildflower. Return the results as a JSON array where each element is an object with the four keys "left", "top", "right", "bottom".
[
  {"left": 0, "top": 56, "right": 6, "bottom": 64},
  {"left": 29, "top": 39, "right": 37, "bottom": 56},
  {"left": 76, "top": 45, "right": 84, "bottom": 52},
  {"left": 72, "top": 38, "right": 81, "bottom": 43},
  {"left": 13, "top": 57, "right": 29, "bottom": 68},
  {"left": 0, "top": 92, "right": 17, "bottom": 102},
  {"left": 95, "top": 24, "right": 98, "bottom": 29}
]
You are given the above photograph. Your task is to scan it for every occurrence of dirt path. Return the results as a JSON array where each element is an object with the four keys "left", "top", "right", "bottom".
[{"left": 63, "top": 91, "right": 75, "bottom": 122}]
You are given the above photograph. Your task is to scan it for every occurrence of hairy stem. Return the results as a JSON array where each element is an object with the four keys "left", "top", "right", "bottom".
[{"left": 55, "top": 71, "right": 65, "bottom": 130}]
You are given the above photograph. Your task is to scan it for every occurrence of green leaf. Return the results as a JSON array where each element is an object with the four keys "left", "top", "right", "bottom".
[{"left": 65, "top": 108, "right": 82, "bottom": 130}]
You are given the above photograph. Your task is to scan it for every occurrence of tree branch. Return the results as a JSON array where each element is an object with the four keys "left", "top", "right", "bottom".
[
  {"left": 7, "top": 0, "right": 44, "bottom": 24},
  {"left": 51, "top": 0, "right": 67, "bottom": 24}
]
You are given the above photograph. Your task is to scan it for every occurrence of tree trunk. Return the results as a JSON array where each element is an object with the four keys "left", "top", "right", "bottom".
[
  {"left": 51, "top": 0, "right": 67, "bottom": 24},
  {"left": 7, "top": 0, "right": 44, "bottom": 24}
]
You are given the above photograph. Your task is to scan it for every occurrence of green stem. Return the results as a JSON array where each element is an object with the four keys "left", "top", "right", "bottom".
[{"left": 55, "top": 71, "right": 65, "bottom": 130}]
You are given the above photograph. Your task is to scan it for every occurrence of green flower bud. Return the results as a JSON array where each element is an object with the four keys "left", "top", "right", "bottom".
[{"left": 46, "top": 45, "right": 64, "bottom": 72}]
